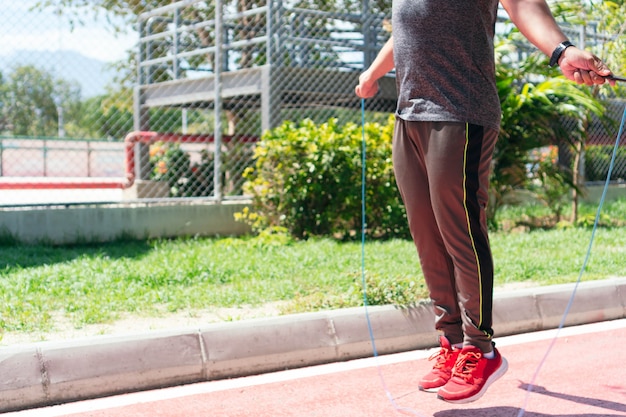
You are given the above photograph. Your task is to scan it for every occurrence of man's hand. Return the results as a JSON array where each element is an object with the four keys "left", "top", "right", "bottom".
[
  {"left": 559, "top": 47, "right": 616, "bottom": 86},
  {"left": 355, "top": 71, "right": 379, "bottom": 99}
]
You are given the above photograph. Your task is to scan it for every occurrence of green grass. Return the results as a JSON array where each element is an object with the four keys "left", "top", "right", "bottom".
[{"left": 1, "top": 200, "right": 625, "bottom": 337}]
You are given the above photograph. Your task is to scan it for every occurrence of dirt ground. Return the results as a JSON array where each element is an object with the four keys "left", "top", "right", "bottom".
[{"left": 0, "top": 302, "right": 287, "bottom": 347}]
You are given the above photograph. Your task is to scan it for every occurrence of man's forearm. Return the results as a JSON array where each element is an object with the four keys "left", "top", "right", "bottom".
[
  {"left": 365, "top": 37, "right": 395, "bottom": 81},
  {"left": 500, "top": 0, "right": 568, "bottom": 56},
  {"left": 500, "top": 0, "right": 614, "bottom": 87}
]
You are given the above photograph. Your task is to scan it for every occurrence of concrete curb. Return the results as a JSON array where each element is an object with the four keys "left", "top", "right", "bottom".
[
  {"left": 0, "top": 201, "right": 251, "bottom": 245},
  {"left": 1, "top": 277, "right": 625, "bottom": 413}
]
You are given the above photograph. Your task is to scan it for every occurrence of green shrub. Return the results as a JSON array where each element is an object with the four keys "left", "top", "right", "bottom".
[
  {"left": 149, "top": 143, "right": 220, "bottom": 197},
  {"left": 238, "top": 117, "right": 410, "bottom": 240},
  {"left": 585, "top": 144, "right": 626, "bottom": 182},
  {"left": 356, "top": 273, "right": 428, "bottom": 307},
  {"left": 149, "top": 142, "right": 190, "bottom": 189}
]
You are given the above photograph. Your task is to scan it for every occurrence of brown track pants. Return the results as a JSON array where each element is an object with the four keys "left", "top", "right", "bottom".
[{"left": 392, "top": 118, "right": 498, "bottom": 353}]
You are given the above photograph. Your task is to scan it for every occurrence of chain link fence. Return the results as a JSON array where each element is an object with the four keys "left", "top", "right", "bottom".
[
  {"left": 130, "top": 0, "right": 393, "bottom": 200},
  {"left": 0, "top": 0, "right": 624, "bottom": 205}
]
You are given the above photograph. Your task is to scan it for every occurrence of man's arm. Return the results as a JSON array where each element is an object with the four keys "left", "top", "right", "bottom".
[
  {"left": 500, "top": 0, "right": 615, "bottom": 86},
  {"left": 355, "top": 36, "right": 395, "bottom": 98}
]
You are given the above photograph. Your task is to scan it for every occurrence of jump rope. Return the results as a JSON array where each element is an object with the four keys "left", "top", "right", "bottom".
[{"left": 357, "top": 76, "right": 626, "bottom": 416}]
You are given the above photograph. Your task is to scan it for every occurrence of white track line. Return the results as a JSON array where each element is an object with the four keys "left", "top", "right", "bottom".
[{"left": 6, "top": 318, "right": 626, "bottom": 417}]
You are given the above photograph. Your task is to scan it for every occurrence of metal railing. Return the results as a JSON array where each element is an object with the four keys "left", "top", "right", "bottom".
[{"left": 0, "top": 136, "right": 125, "bottom": 179}]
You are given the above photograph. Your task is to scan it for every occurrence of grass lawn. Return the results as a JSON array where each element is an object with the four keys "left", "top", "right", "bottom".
[{"left": 1, "top": 200, "right": 625, "bottom": 343}]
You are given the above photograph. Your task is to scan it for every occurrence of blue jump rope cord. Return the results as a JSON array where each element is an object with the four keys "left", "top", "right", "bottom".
[
  {"left": 360, "top": 99, "right": 427, "bottom": 417},
  {"left": 359, "top": 98, "right": 626, "bottom": 417},
  {"left": 517, "top": 101, "right": 626, "bottom": 417}
]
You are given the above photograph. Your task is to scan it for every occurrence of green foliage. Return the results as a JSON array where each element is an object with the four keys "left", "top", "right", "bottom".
[
  {"left": 550, "top": 0, "right": 626, "bottom": 79},
  {"left": 80, "top": 94, "right": 134, "bottom": 140},
  {"left": 253, "top": 226, "right": 294, "bottom": 247},
  {"left": 240, "top": 35, "right": 609, "bottom": 237},
  {"left": 492, "top": 40, "right": 606, "bottom": 226},
  {"left": 149, "top": 142, "right": 191, "bottom": 191},
  {"left": 242, "top": 82, "right": 603, "bottom": 237},
  {"left": 599, "top": 195, "right": 626, "bottom": 221},
  {"left": 573, "top": 212, "right": 612, "bottom": 228},
  {"left": 0, "top": 65, "right": 82, "bottom": 137},
  {"left": 0, "top": 227, "right": 19, "bottom": 247},
  {"left": 238, "top": 116, "right": 409, "bottom": 240},
  {"left": 357, "top": 273, "right": 427, "bottom": 307},
  {"left": 585, "top": 144, "right": 626, "bottom": 182},
  {"left": 149, "top": 142, "right": 220, "bottom": 197},
  {"left": 527, "top": 146, "right": 574, "bottom": 222},
  {"left": 148, "top": 140, "right": 251, "bottom": 198}
]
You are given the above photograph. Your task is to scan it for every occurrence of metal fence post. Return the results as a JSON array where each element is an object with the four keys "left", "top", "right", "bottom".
[
  {"left": 214, "top": 0, "right": 224, "bottom": 202},
  {"left": 173, "top": 8, "right": 180, "bottom": 80},
  {"left": 43, "top": 138, "right": 48, "bottom": 177},
  {"left": 134, "top": 18, "right": 151, "bottom": 181}
]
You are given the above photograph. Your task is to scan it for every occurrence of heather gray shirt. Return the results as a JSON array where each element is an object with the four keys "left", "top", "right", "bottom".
[{"left": 392, "top": 0, "right": 501, "bottom": 131}]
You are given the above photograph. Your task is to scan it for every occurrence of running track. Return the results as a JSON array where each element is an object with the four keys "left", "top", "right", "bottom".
[{"left": 9, "top": 319, "right": 626, "bottom": 417}]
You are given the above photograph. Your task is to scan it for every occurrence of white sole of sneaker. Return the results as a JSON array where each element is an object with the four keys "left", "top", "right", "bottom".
[
  {"left": 437, "top": 357, "right": 509, "bottom": 404},
  {"left": 418, "top": 386, "right": 441, "bottom": 394}
]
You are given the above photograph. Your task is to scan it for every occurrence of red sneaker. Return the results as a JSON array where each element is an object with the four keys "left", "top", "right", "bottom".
[
  {"left": 418, "top": 336, "right": 460, "bottom": 392},
  {"left": 437, "top": 345, "right": 508, "bottom": 403}
]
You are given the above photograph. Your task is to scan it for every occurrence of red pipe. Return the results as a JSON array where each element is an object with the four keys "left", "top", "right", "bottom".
[
  {"left": 124, "top": 131, "right": 159, "bottom": 189},
  {"left": 0, "top": 181, "right": 126, "bottom": 190}
]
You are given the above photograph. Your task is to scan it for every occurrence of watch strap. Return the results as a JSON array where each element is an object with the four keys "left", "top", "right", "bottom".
[{"left": 549, "top": 41, "right": 574, "bottom": 67}]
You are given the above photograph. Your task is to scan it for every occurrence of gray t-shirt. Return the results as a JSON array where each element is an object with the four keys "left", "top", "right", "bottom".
[{"left": 392, "top": 0, "right": 501, "bottom": 131}]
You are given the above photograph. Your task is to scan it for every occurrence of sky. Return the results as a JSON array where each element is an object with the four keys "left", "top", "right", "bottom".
[{"left": 0, "top": 0, "right": 136, "bottom": 63}]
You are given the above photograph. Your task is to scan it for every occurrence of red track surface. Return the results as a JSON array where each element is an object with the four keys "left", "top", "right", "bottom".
[{"left": 11, "top": 320, "right": 626, "bottom": 417}]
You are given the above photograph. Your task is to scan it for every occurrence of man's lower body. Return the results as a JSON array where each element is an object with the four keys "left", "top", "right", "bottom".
[{"left": 392, "top": 118, "right": 507, "bottom": 403}]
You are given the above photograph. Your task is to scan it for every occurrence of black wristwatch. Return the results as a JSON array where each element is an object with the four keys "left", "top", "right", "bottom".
[{"left": 549, "top": 41, "right": 574, "bottom": 67}]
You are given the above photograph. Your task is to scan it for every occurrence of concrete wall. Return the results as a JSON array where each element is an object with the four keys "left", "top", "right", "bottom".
[
  {"left": 582, "top": 183, "right": 626, "bottom": 203},
  {"left": 0, "top": 201, "right": 252, "bottom": 245},
  {"left": 0, "top": 183, "right": 624, "bottom": 246}
]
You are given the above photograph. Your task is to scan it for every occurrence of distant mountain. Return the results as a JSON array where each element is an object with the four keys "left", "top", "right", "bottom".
[{"left": 0, "top": 49, "right": 118, "bottom": 98}]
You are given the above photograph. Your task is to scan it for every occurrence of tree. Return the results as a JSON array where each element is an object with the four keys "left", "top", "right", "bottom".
[
  {"left": 0, "top": 72, "right": 9, "bottom": 134},
  {"left": 1, "top": 65, "right": 82, "bottom": 137}
]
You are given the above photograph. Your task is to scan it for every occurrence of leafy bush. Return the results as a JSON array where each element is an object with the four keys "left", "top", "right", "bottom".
[
  {"left": 149, "top": 142, "right": 219, "bottom": 197},
  {"left": 491, "top": 41, "right": 606, "bottom": 226},
  {"left": 240, "top": 52, "right": 608, "bottom": 238},
  {"left": 238, "top": 116, "right": 410, "bottom": 240},
  {"left": 149, "top": 142, "right": 190, "bottom": 189},
  {"left": 527, "top": 146, "right": 575, "bottom": 222},
  {"left": 585, "top": 144, "right": 626, "bottom": 182}
]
